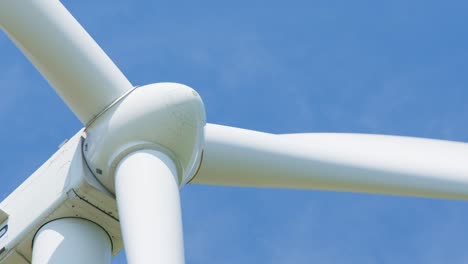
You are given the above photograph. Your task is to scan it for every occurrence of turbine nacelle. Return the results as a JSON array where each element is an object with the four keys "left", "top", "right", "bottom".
[{"left": 83, "top": 83, "right": 206, "bottom": 193}]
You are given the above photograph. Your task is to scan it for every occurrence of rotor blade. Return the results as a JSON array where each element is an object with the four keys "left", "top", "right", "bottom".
[
  {"left": 192, "top": 124, "right": 468, "bottom": 200},
  {"left": 0, "top": 0, "right": 132, "bottom": 124},
  {"left": 115, "top": 150, "right": 185, "bottom": 264}
]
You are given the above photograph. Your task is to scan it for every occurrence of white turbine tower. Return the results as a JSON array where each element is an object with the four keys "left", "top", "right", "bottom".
[{"left": 1, "top": 1, "right": 468, "bottom": 264}]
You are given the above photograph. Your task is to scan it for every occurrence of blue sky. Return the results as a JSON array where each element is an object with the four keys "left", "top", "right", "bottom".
[{"left": 2, "top": 0, "right": 468, "bottom": 263}]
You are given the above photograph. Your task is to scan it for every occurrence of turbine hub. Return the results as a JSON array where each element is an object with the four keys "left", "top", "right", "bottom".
[{"left": 82, "top": 82, "right": 206, "bottom": 193}]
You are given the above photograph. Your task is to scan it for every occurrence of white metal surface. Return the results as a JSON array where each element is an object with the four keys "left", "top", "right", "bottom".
[
  {"left": 0, "top": 131, "right": 122, "bottom": 263},
  {"left": 193, "top": 124, "right": 468, "bottom": 199},
  {"left": 0, "top": 210, "right": 7, "bottom": 225},
  {"left": 0, "top": 0, "right": 132, "bottom": 124},
  {"left": 115, "top": 150, "right": 185, "bottom": 264},
  {"left": 84, "top": 83, "right": 206, "bottom": 193},
  {"left": 32, "top": 218, "right": 111, "bottom": 264}
]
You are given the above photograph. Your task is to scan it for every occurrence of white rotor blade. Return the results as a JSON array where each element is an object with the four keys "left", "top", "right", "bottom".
[
  {"left": 192, "top": 124, "right": 468, "bottom": 200},
  {"left": 115, "top": 150, "right": 185, "bottom": 264},
  {"left": 0, "top": 0, "right": 132, "bottom": 124}
]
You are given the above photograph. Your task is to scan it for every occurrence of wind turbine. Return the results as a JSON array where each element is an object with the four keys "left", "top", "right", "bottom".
[{"left": 1, "top": 1, "right": 468, "bottom": 264}]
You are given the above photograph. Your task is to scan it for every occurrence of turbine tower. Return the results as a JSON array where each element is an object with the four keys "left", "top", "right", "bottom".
[{"left": 1, "top": 1, "right": 468, "bottom": 263}]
